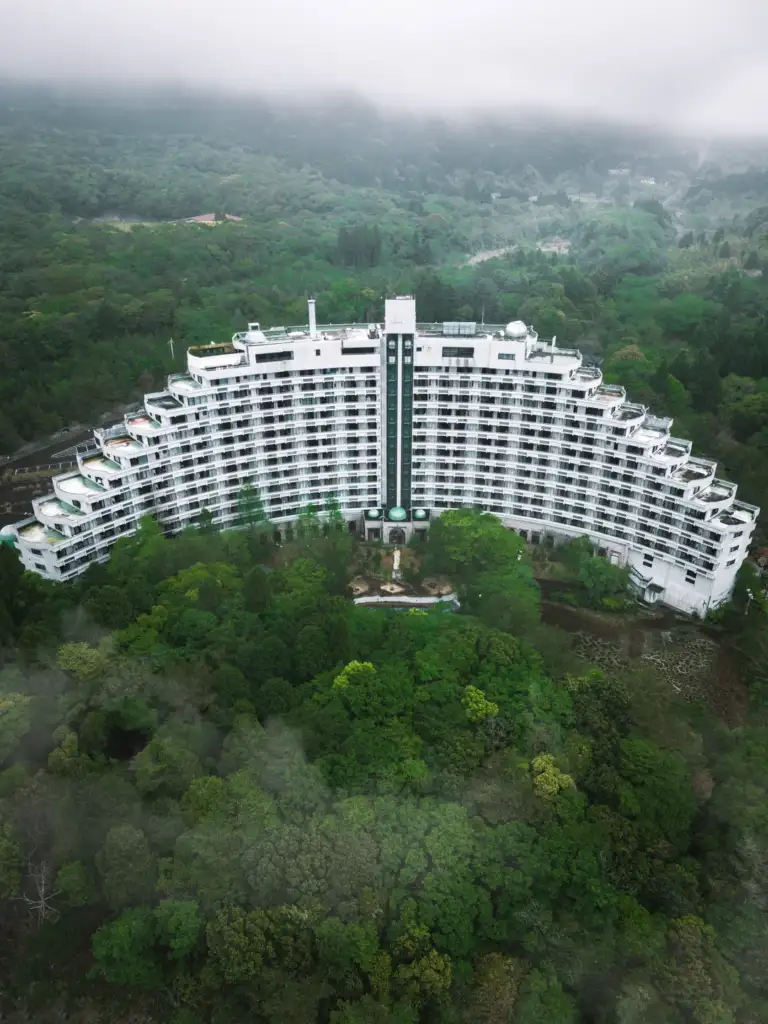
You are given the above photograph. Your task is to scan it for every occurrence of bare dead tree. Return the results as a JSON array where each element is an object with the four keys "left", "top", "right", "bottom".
[{"left": 17, "top": 855, "right": 60, "bottom": 927}]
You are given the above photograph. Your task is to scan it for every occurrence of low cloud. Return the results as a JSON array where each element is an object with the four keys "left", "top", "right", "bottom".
[{"left": 2, "top": 0, "right": 768, "bottom": 134}]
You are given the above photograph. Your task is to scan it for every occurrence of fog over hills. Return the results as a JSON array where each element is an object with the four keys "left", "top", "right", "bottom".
[{"left": 2, "top": 0, "right": 768, "bottom": 135}]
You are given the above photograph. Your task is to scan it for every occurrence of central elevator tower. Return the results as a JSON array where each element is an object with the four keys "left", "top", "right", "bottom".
[{"left": 383, "top": 296, "right": 416, "bottom": 517}]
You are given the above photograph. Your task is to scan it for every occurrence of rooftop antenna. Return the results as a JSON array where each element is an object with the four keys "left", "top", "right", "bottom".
[
  {"left": 168, "top": 337, "right": 175, "bottom": 359},
  {"left": 308, "top": 297, "right": 317, "bottom": 339},
  {"left": 481, "top": 303, "right": 485, "bottom": 327}
]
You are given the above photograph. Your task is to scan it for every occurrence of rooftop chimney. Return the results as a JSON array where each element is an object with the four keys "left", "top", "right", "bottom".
[{"left": 308, "top": 297, "right": 317, "bottom": 338}]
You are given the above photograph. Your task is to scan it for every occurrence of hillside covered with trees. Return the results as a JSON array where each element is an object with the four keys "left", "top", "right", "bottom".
[
  {"left": 0, "top": 508, "right": 767, "bottom": 1023},
  {"left": 2, "top": 88, "right": 768, "bottom": 1022},
  {"left": 3, "top": 89, "right": 768, "bottom": 545}
]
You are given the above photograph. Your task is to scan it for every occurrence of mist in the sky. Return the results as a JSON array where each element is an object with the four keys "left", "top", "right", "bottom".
[{"left": 2, "top": 0, "right": 768, "bottom": 135}]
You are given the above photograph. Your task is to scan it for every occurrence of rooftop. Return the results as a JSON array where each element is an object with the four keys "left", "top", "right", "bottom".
[
  {"left": 234, "top": 324, "right": 379, "bottom": 347},
  {"left": 145, "top": 392, "right": 183, "bottom": 410},
  {"left": 18, "top": 521, "right": 67, "bottom": 545},
  {"left": 35, "top": 495, "right": 85, "bottom": 522},
  {"left": 653, "top": 439, "right": 691, "bottom": 464},
  {"left": 645, "top": 414, "right": 673, "bottom": 432},
  {"left": 633, "top": 426, "right": 669, "bottom": 447},
  {"left": 614, "top": 403, "right": 646, "bottom": 422},
  {"left": 528, "top": 345, "right": 581, "bottom": 365},
  {"left": 169, "top": 373, "right": 203, "bottom": 393},
  {"left": 674, "top": 464, "right": 712, "bottom": 483},
  {"left": 715, "top": 511, "right": 748, "bottom": 527},
  {"left": 102, "top": 435, "right": 145, "bottom": 456},
  {"left": 696, "top": 480, "right": 737, "bottom": 504},
  {"left": 189, "top": 342, "right": 239, "bottom": 356},
  {"left": 56, "top": 473, "right": 106, "bottom": 497},
  {"left": 82, "top": 455, "right": 123, "bottom": 474},
  {"left": 128, "top": 413, "right": 163, "bottom": 433},
  {"left": 573, "top": 366, "right": 602, "bottom": 383}
]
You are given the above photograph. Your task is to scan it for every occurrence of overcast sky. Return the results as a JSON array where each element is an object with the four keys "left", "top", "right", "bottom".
[{"left": 2, "top": 0, "right": 768, "bottom": 135}]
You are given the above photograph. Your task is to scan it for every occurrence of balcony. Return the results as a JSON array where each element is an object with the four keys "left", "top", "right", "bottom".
[
  {"left": 54, "top": 472, "right": 107, "bottom": 502},
  {"left": 101, "top": 434, "right": 146, "bottom": 459},
  {"left": 188, "top": 348, "right": 246, "bottom": 373},
  {"left": 695, "top": 480, "right": 736, "bottom": 506},
  {"left": 94, "top": 423, "right": 129, "bottom": 444},
  {"left": 572, "top": 366, "right": 602, "bottom": 384},
  {"left": 168, "top": 372, "right": 203, "bottom": 395},
  {"left": 127, "top": 413, "right": 164, "bottom": 436},
  {"left": 672, "top": 457, "right": 716, "bottom": 486},
  {"left": 80, "top": 454, "right": 123, "bottom": 476},
  {"left": 33, "top": 494, "right": 86, "bottom": 526},
  {"left": 528, "top": 345, "right": 580, "bottom": 363},
  {"left": 590, "top": 384, "right": 625, "bottom": 408},
  {"left": 17, "top": 519, "right": 68, "bottom": 547},
  {"left": 652, "top": 438, "right": 691, "bottom": 466},
  {"left": 632, "top": 424, "right": 670, "bottom": 448},
  {"left": 613, "top": 403, "right": 646, "bottom": 423},
  {"left": 145, "top": 392, "right": 184, "bottom": 414},
  {"left": 645, "top": 414, "right": 673, "bottom": 432},
  {"left": 714, "top": 501, "right": 759, "bottom": 527}
]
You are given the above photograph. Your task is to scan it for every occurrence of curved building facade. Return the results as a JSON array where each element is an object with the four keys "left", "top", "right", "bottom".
[{"left": 11, "top": 296, "right": 758, "bottom": 615}]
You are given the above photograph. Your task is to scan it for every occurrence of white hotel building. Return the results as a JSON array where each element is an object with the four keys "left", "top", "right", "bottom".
[{"left": 8, "top": 296, "right": 758, "bottom": 615}]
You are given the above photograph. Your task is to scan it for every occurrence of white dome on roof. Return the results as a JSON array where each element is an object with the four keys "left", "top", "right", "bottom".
[
  {"left": 0, "top": 525, "right": 15, "bottom": 536},
  {"left": 505, "top": 320, "right": 528, "bottom": 339}
]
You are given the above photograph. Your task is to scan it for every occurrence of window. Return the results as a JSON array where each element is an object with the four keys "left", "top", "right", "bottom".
[
  {"left": 726, "top": 558, "right": 736, "bottom": 566},
  {"left": 643, "top": 554, "right": 653, "bottom": 568},
  {"left": 685, "top": 570, "right": 697, "bottom": 584},
  {"left": 442, "top": 347, "right": 474, "bottom": 358},
  {"left": 255, "top": 350, "right": 293, "bottom": 363}
]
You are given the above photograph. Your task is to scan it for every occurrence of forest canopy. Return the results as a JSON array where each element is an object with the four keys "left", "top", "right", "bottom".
[
  {"left": 0, "top": 509, "right": 767, "bottom": 1023},
  {"left": 2, "top": 89, "right": 768, "bottom": 1022},
  {"left": 2, "top": 100, "right": 768, "bottom": 550}
]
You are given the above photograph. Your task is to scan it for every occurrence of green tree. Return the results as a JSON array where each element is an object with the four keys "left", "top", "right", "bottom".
[
  {"left": 57, "top": 641, "right": 109, "bottom": 682},
  {"left": 578, "top": 552, "right": 630, "bottom": 606},
  {"left": 154, "top": 899, "right": 202, "bottom": 960},
  {"left": 730, "top": 392, "right": 768, "bottom": 442},
  {"left": 462, "top": 685, "right": 499, "bottom": 723},
  {"left": 656, "top": 916, "right": 742, "bottom": 1023},
  {"left": 96, "top": 824, "right": 156, "bottom": 909},
  {"left": 0, "top": 824, "right": 22, "bottom": 899},
  {"left": 464, "top": 953, "right": 528, "bottom": 1023},
  {"left": 331, "top": 997, "right": 417, "bottom": 1023},
  {"left": 91, "top": 907, "right": 160, "bottom": 988},
  {"left": 206, "top": 904, "right": 269, "bottom": 984},
  {"left": 0, "top": 693, "right": 32, "bottom": 766},
  {"left": 426, "top": 508, "right": 525, "bottom": 579},
  {"left": 134, "top": 732, "right": 203, "bottom": 798},
  {"left": 194, "top": 508, "right": 217, "bottom": 534},
  {"left": 618, "top": 738, "right": 696, "bottom": 848},
  {"left": 531, "top": 753, "right": 574, "bottom": 799},
  {"left": 55, "top": 860, "right": 93, "bottom": 908},
  {"left": 514, "top": 967, "right": 577, "bottom": 1024},
  {"left": 238, "top": 482, "right": 268, "bottom": 530},
  {"left": 744, "top": 250, "right": 761, "bottom": 270}
]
